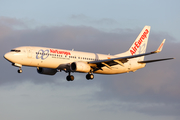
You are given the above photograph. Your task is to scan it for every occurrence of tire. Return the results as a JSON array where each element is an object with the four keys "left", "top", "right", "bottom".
[
  {"left": 66, "top": 75, "right": 74, "bottom": 81},
  {"left": 18, "top": 69, "right": 22, "bottom": 73},
  {"left": 86, "top": 74, "right": 94, "bottom": 80}
]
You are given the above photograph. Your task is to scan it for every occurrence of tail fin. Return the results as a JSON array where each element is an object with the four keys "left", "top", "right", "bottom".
[
  {"left": 115, "top": 26, "right": 151, "bottom": 60},
  {"left": 128, "top": 26, "right": 151, "bottom": 56}
]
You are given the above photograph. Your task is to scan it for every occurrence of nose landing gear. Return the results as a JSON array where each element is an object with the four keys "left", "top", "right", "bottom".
[
  {"left": 12, "top": 63, "right": 23, "bottom": 73},
  {"left": 18, "top": 68, "right": 23, "bottom": 73}
]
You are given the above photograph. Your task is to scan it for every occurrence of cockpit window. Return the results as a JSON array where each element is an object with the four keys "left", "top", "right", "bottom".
[{"left": 11, "top": 49, "right": 21, "bottom": 52}]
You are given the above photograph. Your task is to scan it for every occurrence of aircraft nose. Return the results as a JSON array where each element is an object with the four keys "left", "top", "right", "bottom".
[{"left": 4, "top": 52, "right": 11, "bottom": 61}]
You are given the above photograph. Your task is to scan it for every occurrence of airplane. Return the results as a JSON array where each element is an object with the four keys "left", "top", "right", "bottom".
[{"left": 4, "top": 26, "right": 174, "bottom": 81}]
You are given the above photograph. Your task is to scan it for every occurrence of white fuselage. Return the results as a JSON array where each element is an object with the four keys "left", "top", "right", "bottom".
[
  {"left": 4, "top": 26, "right": 173, "bottom": 81},
  {"left": 4, "top": 46, "right": 146, "bottom": 74}
]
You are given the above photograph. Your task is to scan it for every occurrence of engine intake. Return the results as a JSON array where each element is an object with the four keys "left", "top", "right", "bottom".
[
  {"left": 71, "top": 62, "right": 91, "bottom": 73},
  {"left": 37, "top": 67, "right": 57, "bottom": 75}
]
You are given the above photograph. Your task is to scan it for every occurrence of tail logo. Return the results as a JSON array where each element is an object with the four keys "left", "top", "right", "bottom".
[
  {"left": 136, "top": 43, "right": 146, "bottom": 55},
  {"left": 130, "top": 29, "right": 149, "bottom": 55}
]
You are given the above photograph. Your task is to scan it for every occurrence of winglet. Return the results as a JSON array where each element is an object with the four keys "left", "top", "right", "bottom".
[{"left": 155, "top": 39, "right": 166, "bottom": 53}]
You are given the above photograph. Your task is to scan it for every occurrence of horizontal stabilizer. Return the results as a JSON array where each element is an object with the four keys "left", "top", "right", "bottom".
[{"left": 138, "top": 58, "right": 174, "bottom": 63}]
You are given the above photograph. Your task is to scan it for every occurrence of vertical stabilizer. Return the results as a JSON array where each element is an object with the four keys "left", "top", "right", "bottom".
[
  {"left": 128, "top": 26, "right": 151, "bottom": 56},
  {"left": 115, "top": 26, "right": 151, "bottom": 60}
]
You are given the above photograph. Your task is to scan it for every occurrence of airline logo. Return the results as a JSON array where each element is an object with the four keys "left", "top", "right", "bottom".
[
  {"left": 36, "top": 49, "right": 49, "bottom": 60},
  {"left": 36, "top": 49, "right": 71, "bottom": 60},
  {"left": 50, "top": 49, "right": 71, "bottom": 56},
  {"left": 130, "top": 29, "right": 149, "bottom": 55}
]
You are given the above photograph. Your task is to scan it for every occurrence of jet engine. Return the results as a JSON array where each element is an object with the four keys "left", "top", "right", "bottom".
[
  {"left": 70, "top": 62, "right": 91, "bottom": 73},
  {"left": 37, "top": 67, "right": 57, "bottom": 75}
]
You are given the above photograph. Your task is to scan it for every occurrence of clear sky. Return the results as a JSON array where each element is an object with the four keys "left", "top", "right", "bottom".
[{"left": 0, "top": 0, "right": 180, "bottom": 120}]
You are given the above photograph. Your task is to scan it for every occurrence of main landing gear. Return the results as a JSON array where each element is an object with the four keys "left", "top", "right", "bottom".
[
  {"left": 66, "top": 72, "right": 74, "bottom": 81},
  {"left": 86, "top": 70, "right": 94, "bottom": 80},
  {"left": 66, "top": 72, "right": 94, "bottom": 81},
  {"left": 86, "top": 73, "right": 94, "bottom": 80}
]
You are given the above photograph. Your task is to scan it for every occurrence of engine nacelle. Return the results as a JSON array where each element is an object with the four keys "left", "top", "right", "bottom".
[
  {"left": 70, "top": 62, "right": 91, "bottom": 73},
  {"left": 37, "top": 67, "right": 57, "bottom": 75}
]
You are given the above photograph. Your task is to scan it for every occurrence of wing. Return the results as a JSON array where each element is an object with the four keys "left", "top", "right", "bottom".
[
  {"left": 88, "top": 39, "right": 173, "bottom": 71},
  {"left": 89, "top": 50, "right": 158, "bottom": 70}
]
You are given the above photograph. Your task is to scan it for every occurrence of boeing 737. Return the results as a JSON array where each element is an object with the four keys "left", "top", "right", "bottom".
[{"left": 4, "top": 26, "right": 174, "bottom": 81}]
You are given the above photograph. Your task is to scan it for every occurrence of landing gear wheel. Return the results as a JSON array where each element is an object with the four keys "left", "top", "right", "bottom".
[
  {"left": 66, "top": 75, "right": 74, "bottom": 81},
  {"left": 18, "top": 69, "right": 22, "bottom": 73},
  {"left": 86, "top": 74, "right": 94, "bottom": 80}
]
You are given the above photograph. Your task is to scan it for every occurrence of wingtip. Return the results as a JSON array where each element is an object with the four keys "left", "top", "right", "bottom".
[
  {"left": 162, "top": 39, "right": 166, "bottom": 43},
  {"left": 156, "top": 39, "right": 166, "bottom": 53}
]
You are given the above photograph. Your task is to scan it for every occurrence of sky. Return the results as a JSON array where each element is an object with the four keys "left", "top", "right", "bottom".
[{"left": 0, "top": 0, "right": 180, "bottom": 120}]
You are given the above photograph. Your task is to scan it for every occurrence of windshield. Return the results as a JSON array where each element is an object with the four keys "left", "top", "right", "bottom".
[{"left": 11, "top": 49, "right": 21, "bottom": 52}]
